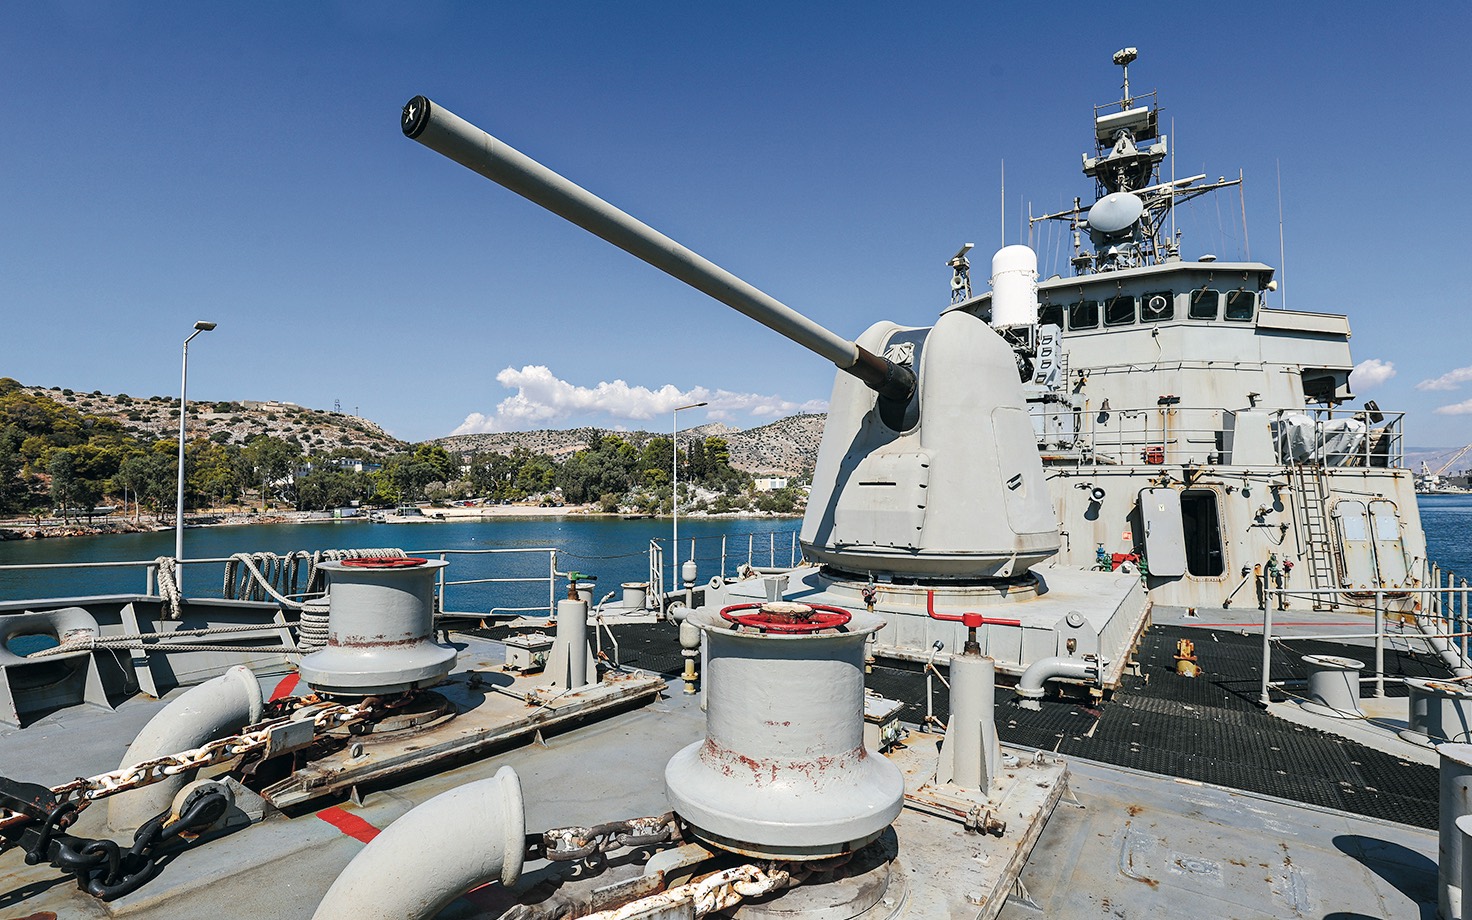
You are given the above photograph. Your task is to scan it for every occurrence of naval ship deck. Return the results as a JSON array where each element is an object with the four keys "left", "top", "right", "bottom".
[
  {"left": 1, "top": 625, "right": 1441, "bottom": 918},
  {"left": 493, "top": 617, "right": 1448, "bottom": 831}
]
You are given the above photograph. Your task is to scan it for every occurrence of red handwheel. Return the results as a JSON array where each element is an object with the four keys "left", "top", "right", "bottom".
[
  {"left": 340, "top": 557, "right": 430, "bottom": 568},
  {"left": 719, "top": 602, "right": 853, "bottom": 633}
]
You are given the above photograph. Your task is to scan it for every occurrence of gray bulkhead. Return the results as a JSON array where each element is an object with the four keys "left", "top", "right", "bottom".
[{"left": 958, "top": 260, "right": 1421, "bottom": 611}]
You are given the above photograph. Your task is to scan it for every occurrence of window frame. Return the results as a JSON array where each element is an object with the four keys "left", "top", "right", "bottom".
[
  {"left": 1104, "top": 294, "right": 1136, "bottom": 327},
  {"left": 1224, "top": 289, "right": 1257, "bottom": 322},
  {"left": 1068, "top": 299, "right": 1099, "bottom": 330},
  {"left": 1189, "top": 288, "right": 1220, "bottom": 320}
]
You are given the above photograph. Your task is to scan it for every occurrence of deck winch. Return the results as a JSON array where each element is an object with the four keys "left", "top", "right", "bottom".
[
  {"left": 664, "top": 602, "right": 904, "bottom": 861},
  {"left": 297, "top": 557, "right": 455, "bottom": 697}
]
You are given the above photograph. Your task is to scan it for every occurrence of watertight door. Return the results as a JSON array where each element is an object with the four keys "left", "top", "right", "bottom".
[
  {"left": 1334, "top": 500, "right": 1376, "bottom": 589},
  {"left": 1140, "top": 488, "right": 1187, "bottom": 577},
  {"left": 1368, "top": 500, "right": 1409, "bottom": 588}
]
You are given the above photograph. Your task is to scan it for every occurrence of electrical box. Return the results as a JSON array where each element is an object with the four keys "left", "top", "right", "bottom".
[
  {"left": 863, "top": 691, "right": 906, "bottom": 753},
  {"left": 503, "top": 632, "right": 554, "bottom": 672}
]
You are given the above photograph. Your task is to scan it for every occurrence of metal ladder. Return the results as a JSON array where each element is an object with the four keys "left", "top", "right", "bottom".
[{"left": 1292, "top": 464, "right": 1340, "bottom": 609}]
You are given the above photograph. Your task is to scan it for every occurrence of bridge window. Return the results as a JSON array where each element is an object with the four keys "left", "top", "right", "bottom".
[
  {"left": 1039, "top": 302, "right": 1064, "bottom": 329},
  {"left": 1141, "top": 290, "right": 1174, "bottom": 321},
  {"left": 1180, "top": 489, "right": 1225, "bottom": 576},
  {"left": 1189, "top": 288, "right": 1220, "bottom": 320},
  {"left": 1225, "top": 290, "right": 1257, "bottom": 321},
  {"left": 1068, "top": 300, "right": 1099, "bottom": 330},
  {"left": 1104, "top": 295, "right": 1135, "bottom": 326}
]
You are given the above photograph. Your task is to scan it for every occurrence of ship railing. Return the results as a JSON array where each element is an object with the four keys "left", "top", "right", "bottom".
[
  {"left": 1065, "top": 402, "right": 1404, "bottom": 469},
  {"left": 651, "top": 529, "right": 804, "bottom": 609},
  {"left": 1258, "top": 580, "right": 1472, "bottom": 706},
  {"left": 0, "top": 546, "right": 564, "bottom": 622}
]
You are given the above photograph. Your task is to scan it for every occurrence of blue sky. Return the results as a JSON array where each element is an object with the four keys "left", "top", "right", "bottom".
[{"left": 4, "top": 3, "right": 1470, "bottom": 449}]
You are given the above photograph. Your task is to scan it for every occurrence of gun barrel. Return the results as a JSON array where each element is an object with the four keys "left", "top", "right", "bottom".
[{"left": 401, "top": 95, "right": 914, "bottom": 400}]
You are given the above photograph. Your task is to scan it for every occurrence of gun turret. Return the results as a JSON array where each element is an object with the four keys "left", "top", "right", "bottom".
[{"left": 401, "top": 96, "right": 914, "bottom": 401}]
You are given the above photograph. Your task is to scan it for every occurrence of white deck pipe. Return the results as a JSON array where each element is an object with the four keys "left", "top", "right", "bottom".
[
  {"left": 108, "top": 665, "right": 263, "bottom": 832},
  {"left": 1015, "top": 656, "right": 1103, "bottom": 708},
  {"left": 313, "top": 766, "right": 525, "bottom": 920}
]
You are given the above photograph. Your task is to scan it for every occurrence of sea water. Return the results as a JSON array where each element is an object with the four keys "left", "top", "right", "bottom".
[
  {"left": 2, "top": 495, "right": 1469, "bottom": 608},
  {"left": 0, "top": 516, "right": 802, "bottom": 612}
]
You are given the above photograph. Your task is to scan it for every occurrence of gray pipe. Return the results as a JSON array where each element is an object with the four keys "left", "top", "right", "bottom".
[
  {"left": 107, "top": 665, "right": 263, "bottom": 831},
  {"left": 313, "top": 766, "right": 525, "bottom": 920},
  {"left": 1016, "top": 656, "right": 1102, "bottom": 705},
  {"left": 1418, "top": 617, "right": 1472, "bottom": 680},
  {"left": 401, "top": 96, "right": 914, "bottom": 401}
]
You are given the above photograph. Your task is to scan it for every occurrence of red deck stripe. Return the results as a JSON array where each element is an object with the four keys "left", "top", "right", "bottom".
[
  {"left": 317, "top": 806, "right": 381, "bottom": 844},
  {"left": 269, "top": 673, "right": 302, "bottom": 701}
]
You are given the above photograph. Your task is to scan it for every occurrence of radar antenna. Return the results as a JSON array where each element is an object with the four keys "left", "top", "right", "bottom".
[
  {"left": 948, "top": 243, "right": 974, "bottom": 304},
  {"left": 1113, "top": 47, "right": 1138, "bottom": 109}
]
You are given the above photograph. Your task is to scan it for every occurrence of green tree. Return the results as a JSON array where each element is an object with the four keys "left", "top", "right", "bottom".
[
  {"left": 47, "top": 449, "right": 78, "bottom": 517},
  {"left": 188, "top": 440, "right": 241, "bottom": 509},
  {"left": 296, "top": 466, "right": 372, "bottom": 511},
  {"left": 116, "top": 446, "right": 178, "bottom": 521},
  {"left": 241, "top": 436, "right": 300, "bottom": 511},
  {"left": 0, "top": 426, "right": 30, "bottom": 514}
]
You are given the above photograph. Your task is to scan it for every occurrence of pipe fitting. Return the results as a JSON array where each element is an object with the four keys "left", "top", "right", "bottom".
[
  {"left": 1016, "top": 656, "right": 1103, "bottom": 701},
  {"left": 313, "top": 766, "right": 525, "bottom": 920},
  {"left": 108, "top": 665, "right": 263, "bottom": 832}
]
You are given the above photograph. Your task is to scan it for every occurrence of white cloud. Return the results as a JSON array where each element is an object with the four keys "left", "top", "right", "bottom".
[
  {"left": 1435, "top": 399, "right": 1472, "bottom": 416},
  {"left": 1417, "top": 366, "right": 1472, "bottom": 391},
  {"left": 1350, "top": 358, "right": 1396, "bottom": 392},
  {"left": 451, "top": 365, "right": 827, "bottom": 434}
]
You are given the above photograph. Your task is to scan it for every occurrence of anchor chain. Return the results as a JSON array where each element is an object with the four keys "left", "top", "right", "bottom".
[
  {"left": 45, "top": 698, "right": 371, "bottom": 804},
  {"left": 11, "top": 785, "right": 232, "bottom": 900},
  {"left": 0, "top": 694, "right": 384, "bottom": 901},
  {"left": 536, "top": 812, "right": 680, "bottom": 862}
]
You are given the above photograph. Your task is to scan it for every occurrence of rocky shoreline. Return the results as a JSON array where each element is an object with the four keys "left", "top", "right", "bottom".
[{"left": 0, "top": 504, "right": 798, "bottom": 541}]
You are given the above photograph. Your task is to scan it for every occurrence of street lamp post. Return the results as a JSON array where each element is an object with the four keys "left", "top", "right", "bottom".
[
  {"left": 175, "top": 321, "right": 216, "bottom": 593},
  {"left": 671, "top": 400, "right": 708, "bottom": 589}
]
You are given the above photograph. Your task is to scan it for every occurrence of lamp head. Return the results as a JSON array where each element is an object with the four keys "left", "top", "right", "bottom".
[{"left": 193, "top": 321, "right": 217, "bottom": 332}]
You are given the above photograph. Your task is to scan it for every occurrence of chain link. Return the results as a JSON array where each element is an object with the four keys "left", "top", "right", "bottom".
[
  {"left": 574, "top": 865, "right": 791, "bottom": 920},
  {"left": 47, "top": 699, "right": 370, "bottom": 803},
  {"left": 540, "top": 812, "right": 678, "bottom": 862}
]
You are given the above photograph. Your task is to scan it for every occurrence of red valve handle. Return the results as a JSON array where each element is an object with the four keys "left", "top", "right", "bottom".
[
  {"left": 719, "top": 602, "right": 853, "bottom": 633},
  {"left": 924, "top": 590, "right": 1021, "bottom": 628},
  {"left": 340, "top": 556, "right": 430, "bottom": 568}
]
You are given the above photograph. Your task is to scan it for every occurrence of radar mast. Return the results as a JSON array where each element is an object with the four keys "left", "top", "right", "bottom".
[{"left": 1031, "top": 48, "right": 1243, "bottom": 274}]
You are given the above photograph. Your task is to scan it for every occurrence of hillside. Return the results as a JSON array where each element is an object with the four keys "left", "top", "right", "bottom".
[
  {"left": 20, "top": 385, "right": 408, "bottom": 455},
  {"left": 435, "top": 413, "right": 826, "bottom": 476}
]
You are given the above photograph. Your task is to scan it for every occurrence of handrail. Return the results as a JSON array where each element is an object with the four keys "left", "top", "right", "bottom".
[
  {"left": 1259, "top": 582, "right": 1472, "bottom": 706},
  {"left": 0, "top": 546, "right": 565, "bottom": 620},
  {"left": 647, "top": 524, "right": 806, "bottom": 603},
  {"left": 1059, "top": 402, "right": 1406, "bottom": 469}
]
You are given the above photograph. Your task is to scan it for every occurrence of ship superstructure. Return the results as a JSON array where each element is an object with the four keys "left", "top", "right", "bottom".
[{"left": 954, "top": 49, "right": 1424, "bottom": 613}]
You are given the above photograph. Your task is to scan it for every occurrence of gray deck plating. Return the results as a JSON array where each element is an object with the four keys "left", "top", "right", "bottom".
[
  {"left": 996, "top": 755, "right": 1437, "bottom": 919},
  {"left": 0, "top": 631, "right": 1445, "bottom": 918},
  {"left": 888, "top": 732, "right": 1067, "bottom": 919}
]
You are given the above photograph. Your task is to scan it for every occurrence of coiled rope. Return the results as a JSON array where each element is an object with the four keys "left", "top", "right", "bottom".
[{"left": 222, "top": 547, "right": 407, "bottom": 652}]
